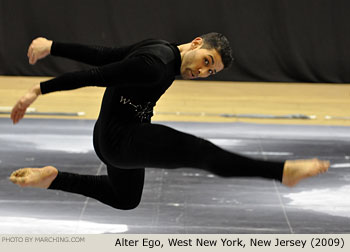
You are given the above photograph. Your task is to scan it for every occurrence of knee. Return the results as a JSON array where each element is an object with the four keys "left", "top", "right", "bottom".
[
  {"left": 116, "top": 199, "right": 141, "bottom": 210},
  {"left": 111, "top": 196, "right": 142, "bottom": 210},
  {"left": 103, "top": 151, "right": 140, "bottom": 169},
  {"left": 120, "top": 201, "right": 141, "bottom": 210}
]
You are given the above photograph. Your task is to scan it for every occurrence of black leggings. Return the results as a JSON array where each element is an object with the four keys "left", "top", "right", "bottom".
[{"left": 49, "top": 120, "right": 284, "bottom": 210}]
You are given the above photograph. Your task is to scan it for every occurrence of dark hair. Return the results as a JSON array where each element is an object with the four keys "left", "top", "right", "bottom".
[{"left": 200, "top": 32, "right": 233, "bottom": 69}]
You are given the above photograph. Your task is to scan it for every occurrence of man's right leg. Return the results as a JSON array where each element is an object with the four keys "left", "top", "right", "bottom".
[{"left": 101, "top": 123, "right": 329, "bottom": 186}]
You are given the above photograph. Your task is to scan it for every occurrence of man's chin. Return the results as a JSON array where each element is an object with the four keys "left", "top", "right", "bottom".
[
  {"left": 181, "top": 72, "right": 197, "bottom": 80},
  {"left": 181, "top": 73, "right": 191, "bottom": 80}
]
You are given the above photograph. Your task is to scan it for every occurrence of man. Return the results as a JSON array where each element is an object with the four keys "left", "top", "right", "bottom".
[{"left": 9, "top": 33, "right": 329, "bottom": 210}]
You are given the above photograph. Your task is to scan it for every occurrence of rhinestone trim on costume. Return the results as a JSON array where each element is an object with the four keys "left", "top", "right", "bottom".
[{"left": 120, "top": 96, "right": 153, "bottom": 122}]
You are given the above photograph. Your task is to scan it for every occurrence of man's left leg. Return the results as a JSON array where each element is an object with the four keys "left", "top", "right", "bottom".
[{"left": 9, "top": 165, "right": 145, "bottom": 210}]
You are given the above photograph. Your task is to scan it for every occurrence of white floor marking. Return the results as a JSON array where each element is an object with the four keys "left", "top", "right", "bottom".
[
  {"left": 243, "top": 151, "right": 293, "bottom": 156},
  {"left": 284, "top": 186, "right": 350, "bottom": 218},
  {"left": 330, "top": 163, "right": 350, "bottom": 168},
  {"left": 0, "top": 134, "right": 93, "bottom": 153},
  {"left": 0, "top": 216, "right": 128, "bottom": 234},
  {"left": 76, "top": 162, "right": 105, "bottom": 233},
  {"left": 273, "top": 181, "right": 294, "bottom": 234},
  {"left": 208, "top": 138, "right": 244, "bottom": 146}
]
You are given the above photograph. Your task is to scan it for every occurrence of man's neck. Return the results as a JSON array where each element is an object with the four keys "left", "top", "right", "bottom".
[{"left": 177, "top": 43, "right": 191, "bottom": 61}]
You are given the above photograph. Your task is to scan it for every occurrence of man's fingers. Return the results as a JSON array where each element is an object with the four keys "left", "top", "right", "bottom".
[
  {"left": 27, "top": 44, "right": 32, "bottom": 58},
  {"left": 11, "top": 112, "right": 16, "bottom": 123},
  {"left": 29, "top": 53, "right": 36, "bottom": 65},
  {"left": 27, "top": 44, "right": 38, "bottom": 65},
  {"left": 10, "top": 107, "right": 15, "bottom": 121},
  {"left": 18, "top": 109, "right": 26, "bottom": 122},
  {"left": 12, "top": 109, "right": 21, "bottom": 124},
  {"left": 13, "top": 110, "right": 19, "bottom": 124},
  {"left": 27, "top": 45, "right": 34, "bottom": 61},
  {"left": 15, "top": 110, "right": 23, "bottom": 124},
  {"left": 10, "top": 106, "right": 19, "bottom": 123},
  {"left": 29, "top": 57, "right": 35, "bottom": 65},
  {"left": 11, "top": 92, "right": 38, "bottom": 124},
  {"left": 11, "top": 106, "right": 26, "bottom": 124},
  {"left": 32, "top": 56, "right": 37, "bottom": 65},
  {"left": 12, "top": 100, "right": 29, "bottom": 123},
  {"left": 10, "top": 102, "right": 21, "bottom": 122},
  {"left": 15, "top": 112, "right": 21, "bottom": 124}
]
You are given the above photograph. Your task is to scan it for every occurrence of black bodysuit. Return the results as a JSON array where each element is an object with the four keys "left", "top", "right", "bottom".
[{"left": 43, "top": 39, "right": 284, "bottom": 210}]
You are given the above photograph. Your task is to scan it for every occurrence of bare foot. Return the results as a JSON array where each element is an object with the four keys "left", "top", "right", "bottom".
[
  {"left": 282, "top": 158, "right": 329, "bottom": 187},
  {"left": 9, "top": 166, "right": 58, "bottom": 189}
]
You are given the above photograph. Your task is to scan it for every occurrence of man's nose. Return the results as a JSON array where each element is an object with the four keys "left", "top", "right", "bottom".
[
  {"left": 198, "top": 68, "right": 204, "bottom": 77},
  {"left": 198, "top": 68, "right": 208, "bottom": 77}
]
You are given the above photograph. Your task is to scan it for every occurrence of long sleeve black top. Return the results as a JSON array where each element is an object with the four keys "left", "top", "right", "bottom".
[{"left": 40, "top": 39, "right": 182, "bottom": 122}]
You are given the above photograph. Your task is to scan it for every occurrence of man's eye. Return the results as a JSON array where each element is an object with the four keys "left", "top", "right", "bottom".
[{"left": 205, "top": 59, "right": 209, "bottom": 65}]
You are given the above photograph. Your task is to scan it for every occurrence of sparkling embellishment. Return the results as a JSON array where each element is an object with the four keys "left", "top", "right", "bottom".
[{"left": 120, "top": 96, "right": 153, "bottom": 121}]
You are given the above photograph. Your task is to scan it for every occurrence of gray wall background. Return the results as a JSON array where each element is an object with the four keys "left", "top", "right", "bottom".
[{"left": 1, "top": 0, "right": 350, "bottom": 83}]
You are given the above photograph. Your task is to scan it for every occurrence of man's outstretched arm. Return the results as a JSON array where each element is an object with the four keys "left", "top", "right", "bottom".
[
  {"left": 39, "top": 54, "right": 166, "bottom": 94},
  {"left": 28, "top": 37, "right": 132, "bottom": 66},
  {"left": 12, "top": 54, "right": 165, "bottom": 124}
]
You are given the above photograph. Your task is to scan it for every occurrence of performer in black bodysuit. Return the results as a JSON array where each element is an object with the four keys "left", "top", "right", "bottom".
[{"left": 10, "top": 33, "right": 329, "bottom": 210}]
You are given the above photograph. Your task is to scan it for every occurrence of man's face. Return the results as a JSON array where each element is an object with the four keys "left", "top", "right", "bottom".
[{"left": 180, "top": 38, "right": 224, "bottom": 80}]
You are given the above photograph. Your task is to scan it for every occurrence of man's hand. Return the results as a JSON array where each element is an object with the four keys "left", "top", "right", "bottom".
[
  {"left": 27, "top": 37, "right": 53, "bottom": 65},
  {"left": 11, "top": 84, "right": 41, "bottom": 124}
]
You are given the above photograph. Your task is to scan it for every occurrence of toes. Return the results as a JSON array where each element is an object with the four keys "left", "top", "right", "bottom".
[
  {"left": 325, "top": 161, "right": 330, "bottom": 170},
  {"left": 9, "top": 176, "right": 17, "bottom": 184},
  {"left": 9, "top": 168, "right": 31, "bottom": 187},
  {"left": 9, "top": 176, "right": 28, "bottom": 187},
  {"left": 320, "top": 160, "right": 330, "bottom": 172},
  {"left": 316, "top": 160, "right": 330, "bottom": 174},
  {"left": 11, "top": 168, "right": 29, "bottom": 177},
  {"left": 16, "top": 177, "right": 28, "bottom": 186},
  {"left": 10, "top": 170, "right": 20, "bottom": 177}
]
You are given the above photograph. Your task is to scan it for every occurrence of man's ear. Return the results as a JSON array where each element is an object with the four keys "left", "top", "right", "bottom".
[{"left": 190, "top": 37, "right": 203, "bottom": 50}]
